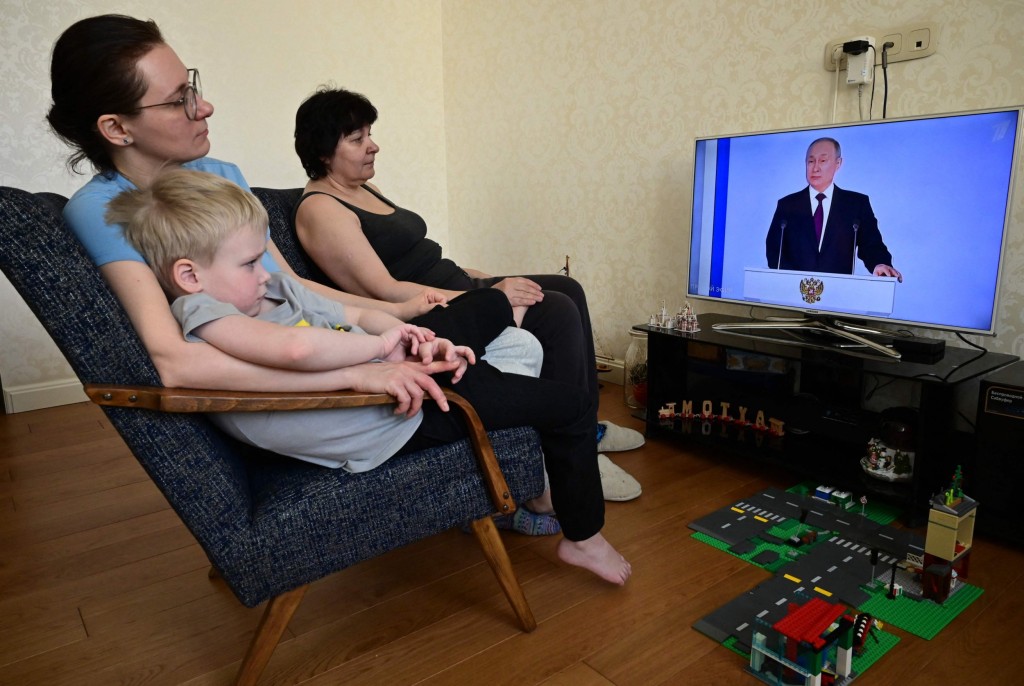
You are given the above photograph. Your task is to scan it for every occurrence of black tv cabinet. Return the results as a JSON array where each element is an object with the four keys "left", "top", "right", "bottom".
[{"left": 641, "top": 314, "right": 1018, "bottom": 524}]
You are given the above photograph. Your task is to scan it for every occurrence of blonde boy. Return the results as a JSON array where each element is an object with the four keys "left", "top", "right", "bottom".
[{"left": 107, "top": 169, "right": 471, "bottom": 471}]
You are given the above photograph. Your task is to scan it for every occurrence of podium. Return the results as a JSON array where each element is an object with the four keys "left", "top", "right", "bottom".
[{"left": 742, "top": 267, "right": 897, "bottom": 316}]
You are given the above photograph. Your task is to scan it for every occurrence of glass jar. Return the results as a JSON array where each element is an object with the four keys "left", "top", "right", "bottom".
[{"left": 624, "top": 329, "right": 648, "bottom": 410}]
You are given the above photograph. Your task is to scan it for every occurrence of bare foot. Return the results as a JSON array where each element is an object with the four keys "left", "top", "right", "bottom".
[
  {"left": 557, "top": 532, "right": 632, "bottom": 585},
  {"left": 524, "top": 489, "right": 554, "bottom": 515}
]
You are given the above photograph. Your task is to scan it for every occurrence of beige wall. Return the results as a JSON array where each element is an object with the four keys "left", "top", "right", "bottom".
[
  {"left": 0, "top": 0, "right": 448, "bottom": 409},
  {"left": 441, "top": 0, "right": 1024, "bottom": 360},
  {"left": 2, "top": 0, "right": 1023, "bottom": 409}
]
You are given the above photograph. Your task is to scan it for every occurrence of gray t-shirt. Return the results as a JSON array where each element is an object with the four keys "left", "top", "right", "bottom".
[{"left": 172, "top": 273, "right": 421, "bottom": 471}]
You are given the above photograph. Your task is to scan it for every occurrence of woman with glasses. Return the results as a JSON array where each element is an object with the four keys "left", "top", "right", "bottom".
[
  {"left": 48, "top": 15, "right": 543, "bottom": 391},
  {"left": 45, "top": 15, "right": 632, "bottom": 584}
]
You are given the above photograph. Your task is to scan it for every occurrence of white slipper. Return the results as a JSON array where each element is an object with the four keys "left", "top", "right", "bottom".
[
  {"left": 597, "top": 421, "right": 645, "bottom": 453},
  {"left": 598, "top": 454, "right": 642, "bottom": 501}
]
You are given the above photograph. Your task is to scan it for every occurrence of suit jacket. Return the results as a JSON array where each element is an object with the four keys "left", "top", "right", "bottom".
[{"left": 765, "top": 185, "right": 893, "bottom": 274}]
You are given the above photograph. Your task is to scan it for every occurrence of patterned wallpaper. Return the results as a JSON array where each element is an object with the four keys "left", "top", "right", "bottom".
[
  {"left": 442, "top": 0, "right": 1024, "bottom": 362},
  {"left": 2, "top": 0, "right": 1023, "bottom": 408},
  {"left": 0, "top": 0, "right": 449, "bottom": 398}
]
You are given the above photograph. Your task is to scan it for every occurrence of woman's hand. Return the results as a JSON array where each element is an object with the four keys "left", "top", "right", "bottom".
[
  {"left": 342, "top": 360, "right": 459, "bottom": 416},
  {"left": 394, "top": 289, "right": 449, "bottom": 321},
  {"left": 492, "top": 277, "right": 544, "bottom": 308}
]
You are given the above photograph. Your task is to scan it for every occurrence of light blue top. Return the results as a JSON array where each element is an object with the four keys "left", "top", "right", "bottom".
[{"left": 63, "top": 157, "right": 279, "bottom": 272}]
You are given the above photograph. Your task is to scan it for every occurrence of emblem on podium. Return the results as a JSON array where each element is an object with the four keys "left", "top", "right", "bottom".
[{"left": 800, "top": 277, "right": 824, "bottom": 304}]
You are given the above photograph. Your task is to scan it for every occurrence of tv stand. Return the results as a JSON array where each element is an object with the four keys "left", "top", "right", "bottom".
[
  {"left": 642, "top": 314, "right": 1018, "bottom": 523},
  {"left": 712, "top": 317, "right": 901, "bottom": 359}
]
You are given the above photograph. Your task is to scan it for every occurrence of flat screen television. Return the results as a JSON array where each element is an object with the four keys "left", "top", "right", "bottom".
[{"left": 687, "top": 107, "right": 1021, "bottom": 358}]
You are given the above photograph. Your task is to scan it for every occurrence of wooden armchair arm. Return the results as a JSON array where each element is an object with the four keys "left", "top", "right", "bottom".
[
  {"left": 85, "top": 384, "right": 394, "bottom": 413},
  {"left": 85, "top": 384, "right": 515, "bottom": 514}
]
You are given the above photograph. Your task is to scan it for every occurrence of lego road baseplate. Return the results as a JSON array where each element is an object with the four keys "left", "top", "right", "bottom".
[{"left": 690, "top": 484, "right": 985, "bottom": 674}]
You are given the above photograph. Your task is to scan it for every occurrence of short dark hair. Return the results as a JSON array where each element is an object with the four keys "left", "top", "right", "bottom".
[
  {"left": 47, "top": 15, "right": 165, "bottom": 174},
  {"left": 807, "top": 137, "right": 842, "bottom": 160},
  {"left": 294, "top": 87, "right": 378, "bottom": 180}
]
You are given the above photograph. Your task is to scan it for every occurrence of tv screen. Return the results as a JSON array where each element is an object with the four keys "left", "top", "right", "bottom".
[{"left": 687, "top": 107, "right": 1021, "bottom": 335}]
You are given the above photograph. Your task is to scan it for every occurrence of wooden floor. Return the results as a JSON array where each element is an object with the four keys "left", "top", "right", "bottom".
[{"left": 2, "top": 381, "right": 1023, "bottom": 685}]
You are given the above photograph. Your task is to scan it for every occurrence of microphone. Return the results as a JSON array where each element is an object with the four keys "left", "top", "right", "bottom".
[
  {"left": 776, "top": 220, "right": 787, "bottom": 269},
  {"left": 851, "top": 223, "right": 859, "bottom": 274}
]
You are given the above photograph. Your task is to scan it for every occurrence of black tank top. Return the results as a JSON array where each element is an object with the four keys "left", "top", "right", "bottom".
[{"left": 295, "top": 187, "right": 472, "bottom": 290}]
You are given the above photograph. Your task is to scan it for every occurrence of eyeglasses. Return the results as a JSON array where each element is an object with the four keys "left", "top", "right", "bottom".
[{"left": 135, "top": 68, "right": 202, "bottom": 120}]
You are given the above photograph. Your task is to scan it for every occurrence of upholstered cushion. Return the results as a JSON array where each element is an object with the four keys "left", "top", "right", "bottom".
[{"left": 253, "top": 186, "right": 328, "bottom": 282}]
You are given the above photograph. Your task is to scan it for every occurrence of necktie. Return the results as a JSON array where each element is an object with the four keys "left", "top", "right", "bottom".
[{"left": 813, "top": 192, "right": 825, "bottom": 244}]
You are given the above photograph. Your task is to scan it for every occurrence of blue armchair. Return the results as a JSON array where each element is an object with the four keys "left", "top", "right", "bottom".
[{"left": 0, "top": 186, "right": 545, "bottom": 685}]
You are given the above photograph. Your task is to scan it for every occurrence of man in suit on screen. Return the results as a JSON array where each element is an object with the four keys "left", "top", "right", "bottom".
[{"left": 765, "top": 137, "right": 902, "bottom": 281}]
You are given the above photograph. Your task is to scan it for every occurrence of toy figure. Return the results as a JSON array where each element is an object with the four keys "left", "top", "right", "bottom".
[{"left": 679, "top": 301, "right": 700, "bottom": 332}]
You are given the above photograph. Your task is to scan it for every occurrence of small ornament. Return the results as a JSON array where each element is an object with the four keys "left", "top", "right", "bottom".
[{"left": 677, "top": 301, "right": 700, "bottom": 332}]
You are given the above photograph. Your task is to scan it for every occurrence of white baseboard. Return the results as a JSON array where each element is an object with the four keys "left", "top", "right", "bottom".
[
  {"left": 3, "top": 378, "right": 88, "bottom": 413},
  {"left": 597, "top": 357, "right": 625, "bottom": 386}
]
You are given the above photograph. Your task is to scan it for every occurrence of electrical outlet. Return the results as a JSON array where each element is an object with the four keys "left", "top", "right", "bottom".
[
  {"left": 907, "top": 27, "right": 932, "bottom": 53},
  {"left": 824, "top": 22, "right": 937, "bottom": 72},
  {"left": 881, "top": 32, "right": 902, "bottom": 58}
]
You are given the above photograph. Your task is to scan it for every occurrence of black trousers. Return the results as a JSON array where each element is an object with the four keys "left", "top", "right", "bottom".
[
  {"left": 470, "top": 274, "right": 599, "bottom": 418},
  {"left": 412, "top": 276, "right": 599, "bottom": 414},
  {"left": 399, "top": 288, "right": 604, "bottom": 541},
  {"left": 408, "top": 288, "right": 514, "bottom": 358}
]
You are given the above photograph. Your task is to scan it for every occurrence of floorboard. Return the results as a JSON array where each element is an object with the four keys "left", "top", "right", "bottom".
[{"left": 1, "top": 382, "right": 1022, "bottom": 684}]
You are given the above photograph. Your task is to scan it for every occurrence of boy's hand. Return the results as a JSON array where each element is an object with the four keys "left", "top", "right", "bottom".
[
  {"left": 379, "top": 324, "right": 435, "bottom": 362},
  {"left": 415, "top": 337, "right": 475, "bottom": 383}
]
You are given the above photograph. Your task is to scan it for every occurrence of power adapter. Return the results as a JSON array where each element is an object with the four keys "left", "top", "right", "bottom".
[
  {"left": 843, "top": 39, "right": 871, "bottom": 55},
  {"left": 843, "top": 36, "right": 875, "bottom": 86}
]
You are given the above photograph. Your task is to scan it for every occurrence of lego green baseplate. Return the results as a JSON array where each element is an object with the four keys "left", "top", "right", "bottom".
[
  {"left": 690, "top": 483, "right": 985, "bottom": 681},
  {"left": 858, "top": 582, "right": 983, "bottom": 640},
  {"left": 691, "top": 530, "right": 984, "bottom": 640}
]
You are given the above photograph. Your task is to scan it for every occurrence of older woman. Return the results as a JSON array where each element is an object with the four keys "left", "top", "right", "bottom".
[
  {"left": 292, "top": 88, "right": 644, "bottom": 500},
  {"left": 46, "top": 14, "right": 631, "bottom": 583}
]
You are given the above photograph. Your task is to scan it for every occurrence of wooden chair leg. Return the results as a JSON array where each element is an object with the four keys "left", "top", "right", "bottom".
[
  {"left": 469, "top": 516, "right": 537, "bottom": 632},
  {"left": 234, "top": 584, "right": 308, "bottom": 686}
]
